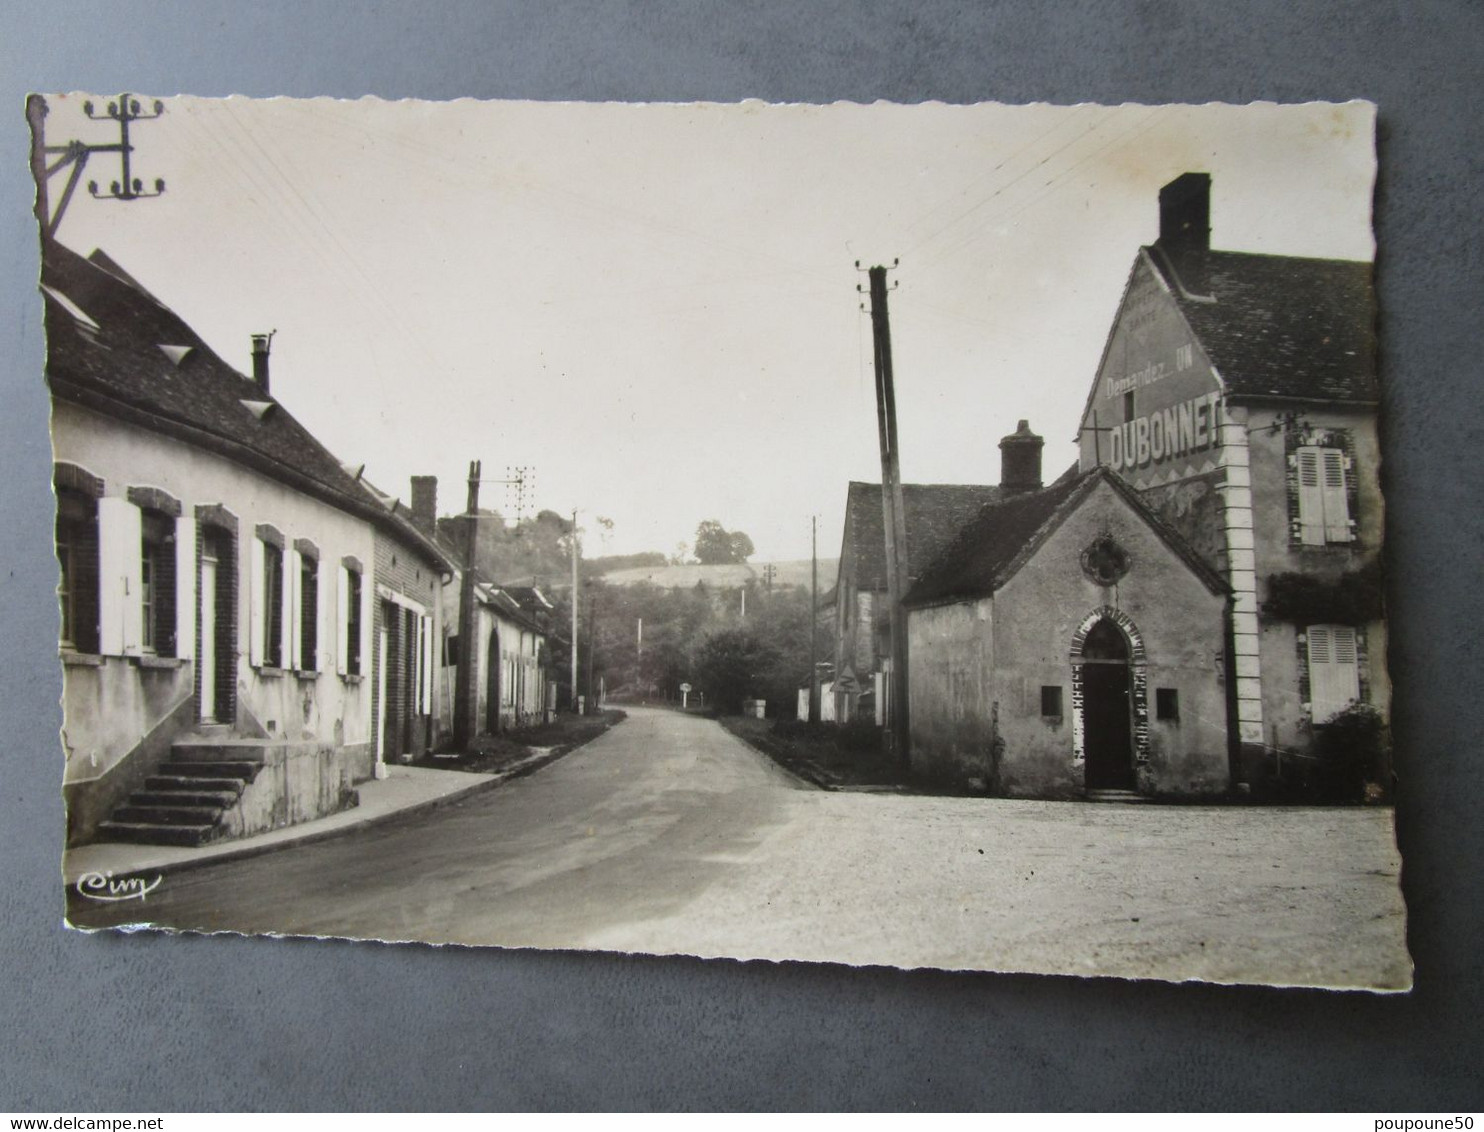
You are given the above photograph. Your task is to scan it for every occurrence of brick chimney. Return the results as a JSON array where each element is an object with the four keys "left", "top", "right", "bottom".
[
  {"left": 410, "top": 476, "right": 438, "bottom": 535},
  {"left": 999, "top": 419, "right": 1043, "bottom": 493},
  {"left": 250, "top": 333, "right": 272, "bottom": 393},
  {"left": 1156, "top": 172, "right": 1211, "bottom": 296}
]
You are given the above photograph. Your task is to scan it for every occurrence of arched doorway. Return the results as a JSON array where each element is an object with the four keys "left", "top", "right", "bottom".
[{"left": 1079, "top": 618, "right": 1135, "bottom": 790}]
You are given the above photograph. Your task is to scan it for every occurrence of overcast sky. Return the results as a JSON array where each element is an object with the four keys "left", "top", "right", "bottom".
[{"left": 46, "top": 96, "right": 1375, "bottom": 562}]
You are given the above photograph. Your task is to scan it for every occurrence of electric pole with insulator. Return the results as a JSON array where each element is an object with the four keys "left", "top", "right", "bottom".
[{"left": 860, "top": 260, "right": 911, "bottom": 765}]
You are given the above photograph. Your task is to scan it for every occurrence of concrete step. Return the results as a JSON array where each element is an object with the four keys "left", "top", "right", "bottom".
[
  {"left": 98, "top": 820, "right": 221, "bottom": 847},
  {"left": 170, "top": 743, "right": 269, "bottom": 764},
  {"left": 112, "top": 803, "right": 224, "bottom": 826},
  {"left": 144, "top": 774, "right": 246, "bottom": 794},
  {"left": 131, "top": 789, "right": 240, "bottom": 808},
  {"left": 1085, "top": 788, "right": 1153, "bottom": 804},
  {"left": 165, "top": 760, "right": 263, "bottom": 781}
]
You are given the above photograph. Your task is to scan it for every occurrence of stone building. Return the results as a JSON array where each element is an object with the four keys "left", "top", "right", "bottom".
[
  {"left": 1074, "top": 172, "right": 1385, "bottom": 783},
  {"left": 405, "top": 477, "right": 554, "bottom": 742},
  {"left": 356, "top": 479, "right": 453, "bottom": 765},
  {"left": 903, "top": 468, "right": 1230, "bottom": 798},
  {"left": 44, "top": 240, "right": 444, "bottom": 846},
  {"left": 831, "top": 482, "right": 1003, "bottom": 724}
]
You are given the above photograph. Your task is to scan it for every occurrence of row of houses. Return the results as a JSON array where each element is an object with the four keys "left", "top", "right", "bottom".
[
  {"left": 44, "top": 238, "right": 555, "bottom": 848},
  {"left": 830, "top": 172, "right": 1385, "bottom": 800}
]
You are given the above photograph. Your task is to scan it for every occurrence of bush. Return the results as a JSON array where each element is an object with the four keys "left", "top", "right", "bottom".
[
  {"left": 835, "top": 717, "right": 883, "bottom": 754},
  {"left": 1312, "top": 703, "right": 1391, "bottom": 803}
]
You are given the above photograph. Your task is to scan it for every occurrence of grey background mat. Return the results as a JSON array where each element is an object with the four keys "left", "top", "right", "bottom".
[{"left": 2, "top": 1, "right": 1480, "bottom": 1111}]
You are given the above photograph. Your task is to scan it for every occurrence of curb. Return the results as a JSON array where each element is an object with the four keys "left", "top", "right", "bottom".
[
  {"left": 65, "top": 718, "right": 624, "bottom": 889},
  {"left": 66, "top": 772, "right": 509, "bottom": 888}
]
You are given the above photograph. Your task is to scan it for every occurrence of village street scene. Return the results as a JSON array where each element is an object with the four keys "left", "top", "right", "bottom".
[{"left": 35, "top": 96, "right": 1408, "bottom": 989}]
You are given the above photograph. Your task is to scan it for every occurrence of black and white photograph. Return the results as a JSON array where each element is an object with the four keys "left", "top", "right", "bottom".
[{"left": 34, "top": 94, "right": 1407, "bottom": 990}]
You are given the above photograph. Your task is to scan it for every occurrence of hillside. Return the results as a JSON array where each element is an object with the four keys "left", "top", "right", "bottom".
[{"left": 599, "top": 559, "right": 838, "bottom": 591}]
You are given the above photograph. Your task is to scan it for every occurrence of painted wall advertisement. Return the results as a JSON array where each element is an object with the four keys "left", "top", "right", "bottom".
[{"left": 1079, "top": 256, "right": 1223, "bottom": 488}]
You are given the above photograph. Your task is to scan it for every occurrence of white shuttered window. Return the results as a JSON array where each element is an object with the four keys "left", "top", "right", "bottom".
[
  {"left": 1308, "top": 624, "right": 1360, "bottom": 723},
  {"left": 1297, "top": 446, "right": 1353, "bottom": 546}
]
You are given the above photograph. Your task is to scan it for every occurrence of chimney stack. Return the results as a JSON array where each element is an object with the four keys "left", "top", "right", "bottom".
[
  {"left": 1156, "top": 172, "right": 1212, "bottom": 296},
  {"left": 410, "top": 476, "right": 438, "bottom": 535},
  {"left": 250, "top": 332, "right": 272, "bottom": 393},
  {"left": 999, "top": 419, "right": 1044, "bottom": 494}
]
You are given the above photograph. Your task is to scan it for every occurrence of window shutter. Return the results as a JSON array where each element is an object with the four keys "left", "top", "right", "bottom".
[
  {"left": 1309, "top": 625, "right": 1360, "bottom": 723},
  {"left": 174, "top": 517, "right": 197, "bottom": 661},
  {"left": 316, "top": 559, "right": 330, "bottom": 673},
  {"left": 249, "top": 537, "right": 265, "bottom": 666},
  {"left": 286, "top": 548, "right": 302, "bottom": 670},
  {"left": 1296, "top": 447, "right": 1326, "bottom": 546},
  {"left": 360, "top": 576, "right": 372, "bottom": 683},
  {"left": 97, "top": 498, "right": 143, "bottom": 655},
  {"left": 1321, "top": 449, "right": 1352, "bottom": 542},
  {"left": 335, "top": 566, "right": 349, "bottom": 675},
  {"left": 421, "top": 615, "right": 434, "bottom": 712}
]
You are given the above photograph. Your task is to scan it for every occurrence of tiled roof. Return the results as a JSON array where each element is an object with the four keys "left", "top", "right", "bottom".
[
  {"left": 903, "top": 467, "right": 1227, "bottom": 607},
  {"left": 1150, "top": 246, "right": 1378, "bottom": 403},
  {"left": 41, "top": 240, "right": 404, "bottom": 532},
  {"left": 357, "top": 477, "right": 454, "bottom": 573},
  {"left": 840, "top": 481, "right": 1005, "bottom": 591},
  {"left": 476, "top": 584, "right": 547, "bottom": 635}
]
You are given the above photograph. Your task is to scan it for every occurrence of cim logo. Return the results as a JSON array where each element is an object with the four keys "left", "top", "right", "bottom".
[{"left": 74, "top": 871, "right": 162, "bottom": 903}]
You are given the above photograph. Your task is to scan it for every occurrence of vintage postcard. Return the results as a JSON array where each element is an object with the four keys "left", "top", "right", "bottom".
[{"left": 35, "top": 95, "right": 1407, "bottom": 989}]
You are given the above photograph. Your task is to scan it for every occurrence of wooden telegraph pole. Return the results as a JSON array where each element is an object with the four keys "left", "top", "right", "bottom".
[
  {"left": 570, "top": 509, "right": 580, "bottom": 713},
  {"left": 27, "top": 93, "right": 167, "bottom": 242},
  {"left": 809, "top": 514, "right": 821, "bottom": 724},
  {"left": 453, "top": 460, "right": 481, "bottom": 747},
  {"left": 863, "top": 262, "right": 911, "bottom": 765}
]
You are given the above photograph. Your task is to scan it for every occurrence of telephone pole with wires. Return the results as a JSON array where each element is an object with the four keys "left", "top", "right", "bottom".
[
  {"left": 27, "top": 94, "right": 167, "bottom": 241},
  {"left": 858, "top": 259, "right": 911, "bottom": 764}
]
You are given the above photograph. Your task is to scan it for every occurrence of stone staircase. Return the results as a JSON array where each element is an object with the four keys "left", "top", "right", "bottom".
[
  {"left": 99, "top": 731, "right": 267, "bottom": 847},
  {"left": 1084, "top": 788, "right": 1153, "bottom": 804}
]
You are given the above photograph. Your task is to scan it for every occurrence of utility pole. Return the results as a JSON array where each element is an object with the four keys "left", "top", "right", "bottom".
[
  {"left": 570, "top": 508, "right": 580, "bottom": 712},
  {"left": 809, "top": 515, "right": 821, "bottom": 724},
  {"left": 453, "top": 460, "right": 481, "bottom": 747},
  {"left": 862, "top": 261, "right": 911, "bottom": 765},
  {"left": 27, "top": 93, "right": 166, "bottom": 241}
]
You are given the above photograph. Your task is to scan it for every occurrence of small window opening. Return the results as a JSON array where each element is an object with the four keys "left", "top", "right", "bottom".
[
  {"left": 1041, "top": 685, "right": 1063, "bottom": 717},
  {"left": 1156, "top": 687, "right": 1179, "bottom": 721}
]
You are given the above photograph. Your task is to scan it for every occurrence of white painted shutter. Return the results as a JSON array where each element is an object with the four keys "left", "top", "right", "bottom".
[
  {"left": 335, "top": 567, "right": 348, "bottom": 674},
  {"left": 174, "top": 516, "right": 197, "bottom": 661},
  {"left": 97, "top": 498, "right": 143, "bottom": 655},
  {"left": 1308, "top": 625, "right": 1360, "bottom": 723},
  {"left": 1296, "top": 447, "right": 1326, "bottom": 546},
  {"left": 249, "top": 537, "right": 265, "bottom": 666},
  {"left": 1321, "top": 449, "right": 1351, "bottom": 542}
]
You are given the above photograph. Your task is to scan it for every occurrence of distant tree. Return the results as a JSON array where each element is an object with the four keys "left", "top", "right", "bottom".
[
  {"left": 693, "top": 519, "right": 754, "bottom": 564},
  {"left": 694, "top": 627, "right": 779, "bottom": 714}
]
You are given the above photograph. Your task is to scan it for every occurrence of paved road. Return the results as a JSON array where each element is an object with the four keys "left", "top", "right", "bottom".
[{"left": 68, "top": 706, "right": 1410, "bottom": 989}]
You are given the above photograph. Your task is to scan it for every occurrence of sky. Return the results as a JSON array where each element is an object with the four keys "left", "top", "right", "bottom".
[{"left": 43, "top": 96, "right": 1376, "bottom": 562}]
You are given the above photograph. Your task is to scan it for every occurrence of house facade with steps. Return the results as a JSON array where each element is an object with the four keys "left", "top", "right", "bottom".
[{"left": 45, "top": 239, "right": 450, "bottom": 847}]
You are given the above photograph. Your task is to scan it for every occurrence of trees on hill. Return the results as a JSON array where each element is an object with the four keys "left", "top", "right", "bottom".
[{"left": 693, "top": 519, "right": 754, "bottom": 564}]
